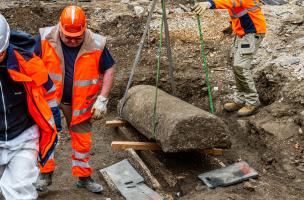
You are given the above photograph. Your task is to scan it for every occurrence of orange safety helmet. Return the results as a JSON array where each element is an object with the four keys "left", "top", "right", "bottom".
[{"left": 60, "top": 6, "right": 86, "bottom": 37}]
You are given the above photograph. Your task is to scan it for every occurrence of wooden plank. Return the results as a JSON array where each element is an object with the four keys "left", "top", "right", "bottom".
[
  {"left": 126, "top": 148, "right": 161, "bottom": 190},
  {"left": 105, "top": 119, "right": 127, "bottom": 128},
  {"left": 199, "top": 148, "right": 223, "bottom": 156},
  {"left": 112, "top": 141, "right": 161, "bottom": 151}
]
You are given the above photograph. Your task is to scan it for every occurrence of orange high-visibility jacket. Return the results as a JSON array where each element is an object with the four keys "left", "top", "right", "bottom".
[
  {"left": 38, "top": 24, "right": 106, "bottom": 125},
  {"left": 209, "top": 0, "right": 267, "bottom": 37},
  {"left": 7, "top": 48, "right": 58, "bottom": 166}
]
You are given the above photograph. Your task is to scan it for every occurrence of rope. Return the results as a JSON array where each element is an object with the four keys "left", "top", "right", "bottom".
[
  {"left": 152, "top": 0, "right": 165, "bottom": 138},
  {"left": 119, "top": 0, "right": 158, "bottom": 117},
  {"left": 162, "top": 0, "right": 176, "bottom": 96},
  {"left": 193, "top": 0, "right": 215, "bottom": 114}
]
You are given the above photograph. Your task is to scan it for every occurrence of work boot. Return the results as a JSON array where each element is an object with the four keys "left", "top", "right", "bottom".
[
  {"left": 35, "top": 172, "right": 53, "bottom": 192},
  {"left": 237, "top": 104, "right": 259, "bottom": 117},
  {"left": 224, "top": 102, "right": 245, "bottom": 112},
  {"left": 77, "top": 176, "right": 103, "bottom": 193}
]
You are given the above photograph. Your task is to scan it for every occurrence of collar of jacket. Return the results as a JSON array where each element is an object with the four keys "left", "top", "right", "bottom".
[
  {"left": 6, "top": 31, "right": 48, "bottom": 86},
  {"left": 6, "top": 30, "right": 36, "bottom": 72},
  {"left": 45, "top": 24, "right": 106, "bottom": 54}
]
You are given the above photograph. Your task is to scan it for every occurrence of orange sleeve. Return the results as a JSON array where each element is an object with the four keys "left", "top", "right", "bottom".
[{"left": 209, "top": 0, "right": 242, "bottom": 9}]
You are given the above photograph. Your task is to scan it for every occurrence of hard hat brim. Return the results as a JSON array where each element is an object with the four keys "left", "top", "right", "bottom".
[{"left": 60, "top": 23, "right": 86, "bottom": 37}]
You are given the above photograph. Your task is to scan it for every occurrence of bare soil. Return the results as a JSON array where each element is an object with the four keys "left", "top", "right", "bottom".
[{"left": 1, "top": 1, "right": 304, "bottom": 199}]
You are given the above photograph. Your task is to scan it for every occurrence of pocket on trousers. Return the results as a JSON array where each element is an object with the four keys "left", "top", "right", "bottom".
[{"left": 238, "top": 34, "right": 256, "bottom": 55}]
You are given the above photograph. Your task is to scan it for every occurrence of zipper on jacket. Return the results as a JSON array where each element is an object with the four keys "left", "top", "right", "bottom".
[{"left": 0, "top": 80, "right": 8, "bottom": 141}]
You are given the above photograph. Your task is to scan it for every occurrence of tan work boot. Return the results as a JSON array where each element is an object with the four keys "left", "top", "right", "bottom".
[
  {"left": 237, "top": 104, "right": 259, "bottom": 117},
  {"left": 224, "top": 102, "right": 245, "bottom": 112}
]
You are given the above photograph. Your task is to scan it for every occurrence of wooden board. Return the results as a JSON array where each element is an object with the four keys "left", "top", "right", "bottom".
[
  {"left": 199, "top": 148, "right": 223, "bottom": 156},
  {"left": 112, "top": 141, "right": 223, "bottom": 156},
  {"left": 112, "top": 141, "right": 161, "bottom": 151},
  {"left": 126, "top": 148, "right": 161, "bottom": 189},
  {"left": 105, "top": 119, "right": 127, "bottom": 128}
]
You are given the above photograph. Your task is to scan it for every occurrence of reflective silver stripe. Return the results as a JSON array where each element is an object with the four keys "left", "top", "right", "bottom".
[
  {"left": 72, "top": 160, "right": 90, "bottom": 168},
  {"left": 39, "top": 26, "right": 53, "bottom": 40},
  {"left": 75, "top": 79, "right": 98, "bottom": 87},
  {"left": 73, "top": 150, "right": 90, "bottom": 159},
  {"left": 248, "top": 5, "right": 260, "bottom": 11},
  {"left": 232, "top": 0, "right": 237, "bottom": 8},
  {"left": 48, "top": 99, "right": 58, "bottom": 107},
  {"left": 45, "top": 84, "right": 56, "bottom": 95},
  {"left": 49, "top": 73, "right": 62, "bottom": 81},
  {"left": 231, "top": 5, "right": 260, "bottom": 19},
  {"left": 48, "top": 117, "right": 55, "bottom": 127},
  {"left": 73, "top": 105, "right": 93, "bottom": 117},
  {"left": 49, "top": 152, "right": 55, "bottom": 159}
]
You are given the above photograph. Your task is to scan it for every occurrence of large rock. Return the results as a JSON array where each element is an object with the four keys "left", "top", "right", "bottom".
[{"left": 118, "top": 85, "right": 231, "bottom": 152}]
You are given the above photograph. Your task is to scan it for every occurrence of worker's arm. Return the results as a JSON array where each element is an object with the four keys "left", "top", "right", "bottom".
[
  {"left": 35, "top": 35, "right": 62, "bottom": 131},
  {"left": 100, "top": 67, "right": 115, "bottom": 98},
  {"left": 208, "top": 0, "right": 239, "bottom": 9},
  {"left": 91, "top": 47, "right": 115, "bottom": 119},
  {"left": 194, "top": 0, "right": 244, "bottom": 15}
]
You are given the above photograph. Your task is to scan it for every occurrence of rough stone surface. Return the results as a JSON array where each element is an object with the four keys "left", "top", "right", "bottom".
[{"left": 118, "top": 85, "right": 231, "bottom": 152}]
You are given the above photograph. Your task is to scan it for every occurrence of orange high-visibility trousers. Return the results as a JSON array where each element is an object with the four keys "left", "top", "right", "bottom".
[{"left": 40, "top": 103, "right": 93, "bottom": 177}]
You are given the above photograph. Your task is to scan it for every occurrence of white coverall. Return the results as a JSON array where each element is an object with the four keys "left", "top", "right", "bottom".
[{"left": 0, "top": 125, "right": 39, "bottom": 200}]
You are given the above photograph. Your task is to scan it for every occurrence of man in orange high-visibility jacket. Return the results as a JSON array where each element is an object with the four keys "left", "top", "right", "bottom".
[
  {"left": 35, "top": 6, "right": 115, "bottom": 193},
  {"left": 0, "top": 14, "right": 58, "bottom": 200},
  {"left": 194, "top": 0, "right": 266, "bottom": 116}
]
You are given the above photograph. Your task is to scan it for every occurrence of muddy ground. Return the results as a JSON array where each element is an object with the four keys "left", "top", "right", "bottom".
[{"left": 1, "top": 0, "right": 304, "bottom": 199}]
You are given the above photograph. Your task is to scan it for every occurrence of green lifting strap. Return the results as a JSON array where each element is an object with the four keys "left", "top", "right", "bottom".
[
  {"left": 152, "top": 0, "right": 215, "bottom": 138},
  {"left": 152, "top": 0, "right": 165, "bottom": 138},
  {"left": 193, "top": 0, "right": 215, "bottom": 114}
]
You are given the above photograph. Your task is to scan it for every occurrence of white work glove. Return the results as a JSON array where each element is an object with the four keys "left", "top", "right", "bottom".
[
  {"left": 91, "top": 95, "right": 109, "bottom": 120},
  {"left": 193, "top": 2, "right": 212, "bottom": 15}
]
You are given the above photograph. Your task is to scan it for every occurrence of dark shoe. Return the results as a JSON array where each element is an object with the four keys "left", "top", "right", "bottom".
[
  {"left": 77, "top": 176, "right": 103, "bottom": 193},
  {"left": 237, "top": 104, "right": 259, "bottom": 117},
  {"left": 35, "top": 172, "right": 53, "bottom": 192},
  {"left": 224, "top": 102, "right": 245, "bottom": 112}
]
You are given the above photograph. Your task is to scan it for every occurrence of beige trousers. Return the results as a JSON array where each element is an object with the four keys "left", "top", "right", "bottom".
[{"left": 232, "top": 33, "right": 264, "bottom": 106}]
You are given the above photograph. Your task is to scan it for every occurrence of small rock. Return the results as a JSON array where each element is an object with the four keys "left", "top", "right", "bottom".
[
  {"left": 174, "top": 8, "right": 185, "bottom": 14},
  {"left": 269, "top": 55, "right": 301, "bottom": 68},
  {"left": 296, "top": 164, "right": 304, "bottom": 173},
  {"left": 249, "top": 178, "right": 257, "bottom": 183},
  {"left": 195, "top": 184, "right": 207, "bottom": 191},
  {"left": 134, "top": 6, "right": 145, "bottom": 16},
  {"left": 173, "top": 192, "right": 182, "bottom": 198},
  {"left": 288, "top": 172, "right": 296, "bottom": 179},
  {"left": 237, "top": 119, "right": 248, "bottom": 129},
  {"left": 243, "top": 182, "right": 255, "bottom": 191},
  {"left": 179, "top": 4, "right": 191, "bottom": 12}
]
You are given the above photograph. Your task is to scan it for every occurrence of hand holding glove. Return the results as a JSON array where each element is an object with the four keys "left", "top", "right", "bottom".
[
  {"left": 193, "top": 2, "right": 212, "bottom": 15},
  {"left": 91, "top": 95, "right": 109, "bottom": 120}
]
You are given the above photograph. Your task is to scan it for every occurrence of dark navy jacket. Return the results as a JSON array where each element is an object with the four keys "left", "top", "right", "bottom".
[{"left": 0, "top": 31, "right": 60, "bottom": 141}]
